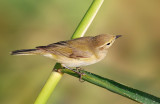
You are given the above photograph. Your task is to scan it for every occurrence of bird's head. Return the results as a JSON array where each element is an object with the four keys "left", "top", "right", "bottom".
[{"left": 92, "top": 34, "right": 121, "bottom": 50}]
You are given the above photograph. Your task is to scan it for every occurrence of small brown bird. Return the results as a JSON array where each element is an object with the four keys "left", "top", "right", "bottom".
[{"left": 11, "top": 34, "right": 121, "bottom": 70}]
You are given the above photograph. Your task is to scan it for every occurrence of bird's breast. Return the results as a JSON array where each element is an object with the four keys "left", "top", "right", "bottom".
[
  {"left": 54, "top": 52, "right": 107, "bottom": 67},
  {"left": 42, "top": 50, "right": 107, "bottom": 67}
]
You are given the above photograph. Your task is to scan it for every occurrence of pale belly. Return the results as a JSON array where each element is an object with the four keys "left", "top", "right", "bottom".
[
  {"left": 43, "top": 53, "right": 107, "bottom": 67},
  {"left": 58, "top": 57, "right": 100, "bottom": 67}
]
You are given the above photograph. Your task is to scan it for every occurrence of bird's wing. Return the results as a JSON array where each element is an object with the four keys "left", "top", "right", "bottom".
[{"left": 36, "top": 39, "right": 92, "bottom": 59}]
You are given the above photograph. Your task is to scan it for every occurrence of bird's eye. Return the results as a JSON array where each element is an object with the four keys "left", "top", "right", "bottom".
[{"left": 107, "top": 43, "right": 110, "bottom": 45}]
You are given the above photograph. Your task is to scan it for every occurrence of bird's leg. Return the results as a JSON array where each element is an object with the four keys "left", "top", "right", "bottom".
[
  {"left": 63, "top": 66, "right": 79, "bottom": 73},
  {"left": 62, "top": 65, "right": 85, "bottom": 82},
  {"left": 76, "top": 67, "right": 85, "bottom": 82},
  {"left": 76, "top": 67, "right": 84, "bottom": 71}
]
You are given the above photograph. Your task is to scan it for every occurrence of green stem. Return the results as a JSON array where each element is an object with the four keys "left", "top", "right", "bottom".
[
  {"left": 34, "top": 71, "right": 63, "bottom": 104},
  {"left": 71, "top": 0, "right": 104, "bottom": 39},
  {"left": 34, "top": 0, "right": 104, "bottom": 104},
  {"left": 60, "top": 68, "right": 160, "bottom": 104}
]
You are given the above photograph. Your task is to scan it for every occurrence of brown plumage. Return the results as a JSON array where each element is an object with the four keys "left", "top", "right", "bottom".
[{"left": 11, "top": 34, "right": 121, "bottom": 67}]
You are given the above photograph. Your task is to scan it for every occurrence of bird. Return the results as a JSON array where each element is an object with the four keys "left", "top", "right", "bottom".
[{"left": 11, "top": 34, "right": 121, "bottom": 76}]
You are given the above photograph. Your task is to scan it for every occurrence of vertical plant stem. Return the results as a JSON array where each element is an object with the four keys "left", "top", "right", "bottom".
[
  {"left": 34, "top": 0, "right": 104, "bottom": 104},
  {"left": 34, "top": 71, "right": 63, "bottom": 104},
  {"left": 71, "top": 0, "right": 104, "bottom": 39}
]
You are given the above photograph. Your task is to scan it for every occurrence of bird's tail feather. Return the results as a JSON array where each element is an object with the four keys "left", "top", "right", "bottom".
[{"left": 11, "top": 49, "right": 41, "bottom": 55}]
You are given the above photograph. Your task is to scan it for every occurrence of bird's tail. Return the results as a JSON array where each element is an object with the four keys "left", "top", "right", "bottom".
[{"left": 11, "top": 49, "right": 41, "bottom": 55}]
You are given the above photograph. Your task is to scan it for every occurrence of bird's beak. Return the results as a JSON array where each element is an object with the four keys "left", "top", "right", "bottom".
[{"left": 115, "top": 35, "right": 122, "bottom": 39}]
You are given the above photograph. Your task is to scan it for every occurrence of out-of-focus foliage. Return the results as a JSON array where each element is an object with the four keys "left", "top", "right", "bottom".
[{"left": 0, "top": 0, "right": 160, "bottom": 104}]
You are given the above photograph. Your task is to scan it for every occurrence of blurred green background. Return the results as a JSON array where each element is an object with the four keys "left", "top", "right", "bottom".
[{"left": 0, "top": 0, "right": 160, "bottom": 104}]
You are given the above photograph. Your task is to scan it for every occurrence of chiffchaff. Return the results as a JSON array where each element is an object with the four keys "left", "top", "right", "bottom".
[{"left": 11, "top": 34, "right": 121, "bottom": 69}]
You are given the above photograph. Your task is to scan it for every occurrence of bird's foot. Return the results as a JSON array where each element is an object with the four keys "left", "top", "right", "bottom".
[
  {"left": 63, "top": 66, "right": 85, "bottom": 82},
  {"left": 76, "top": 67, "right": 85, "bottom": 82}
]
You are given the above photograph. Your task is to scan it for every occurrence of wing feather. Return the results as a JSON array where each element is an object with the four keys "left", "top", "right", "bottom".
[{"left": 36, "top": 38, "right": 93, "bottom": 59}]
